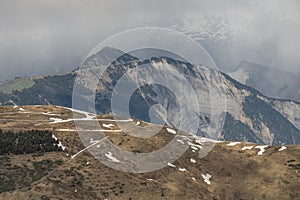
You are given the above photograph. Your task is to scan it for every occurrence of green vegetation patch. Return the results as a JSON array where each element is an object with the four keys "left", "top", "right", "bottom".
[
  {"left": 0, "top": 129, "right": 62, "bottom": 155},
  {"left": 0, "top": 159, "right": 63, "bottom": 192},
  {"left": 0, "top": 78, "right": 35, "bottom": 94}
]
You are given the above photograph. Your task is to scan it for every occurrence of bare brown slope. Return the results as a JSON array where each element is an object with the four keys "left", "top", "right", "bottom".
[{"left": 0, "top": 106, "right": 299, "bottom": 200}]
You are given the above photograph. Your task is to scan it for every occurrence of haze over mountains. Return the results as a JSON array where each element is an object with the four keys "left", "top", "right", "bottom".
[
  {"left": 2, "top": 0, "right": 300, "bottom": 80},
  {"left": 230, "top": 61, "right": 300, "bottom": 103},
  {"left": 0, "top": 47, "right": 300, "bottom": 146}
]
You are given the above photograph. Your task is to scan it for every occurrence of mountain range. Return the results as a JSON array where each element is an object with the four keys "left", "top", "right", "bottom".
[
  {"left": 229, "top": 61, "right": 300, "bottom": 103},
  {"left": 0, "top": 47, "right": 300, "bottom": 145}
]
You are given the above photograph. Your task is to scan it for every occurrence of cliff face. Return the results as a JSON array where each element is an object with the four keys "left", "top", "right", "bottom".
[
  {"left": 1, "top": 48, "right": 300, "bottom": 145},
  {"left": 75, "top": 48, "right": 300, "bottom": 145}
]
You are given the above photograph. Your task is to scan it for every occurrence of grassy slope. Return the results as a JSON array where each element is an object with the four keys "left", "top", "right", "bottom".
[
  {"left": 0, "top": 105, "right": 299, "bottom": 200},
  {"left": 0, "top": 78, "right": 35, "bottom": 94}
]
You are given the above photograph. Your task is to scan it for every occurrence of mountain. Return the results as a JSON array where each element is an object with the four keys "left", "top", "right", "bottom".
[
  {"left": 229, "top": 61, "right": 300, "bottom": 103},
  {"left": 0, "top": 47, "right": 300, "bottom": 145},
  {"left": 0, "top": 105, "right": 299, "bottom": 199}
]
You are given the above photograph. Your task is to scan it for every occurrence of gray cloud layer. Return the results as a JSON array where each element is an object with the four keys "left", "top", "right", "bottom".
[{"left": 0, "top": 0, "right": 299, "bottom": 80}]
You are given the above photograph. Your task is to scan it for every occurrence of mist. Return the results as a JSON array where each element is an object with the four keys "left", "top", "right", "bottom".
[{"left": 0, "top": 0, "right": 299, "bottom": 80}]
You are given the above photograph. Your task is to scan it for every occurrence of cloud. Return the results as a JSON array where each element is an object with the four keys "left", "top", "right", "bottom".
[{"left": 0, "top": 0, "right": 299, "bottom": 80}]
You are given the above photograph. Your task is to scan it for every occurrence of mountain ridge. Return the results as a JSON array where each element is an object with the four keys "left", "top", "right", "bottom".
[
  {"left": 0, "top": 47, "right": 300, "bottom": 145},
  {"left": 229, "top": 60, "right": 300, "bottom": 103}
]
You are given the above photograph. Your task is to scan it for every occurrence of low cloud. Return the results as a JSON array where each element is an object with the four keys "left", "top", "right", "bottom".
[{"left": 0, "top": 0, "right": 299, "bottom": 80}]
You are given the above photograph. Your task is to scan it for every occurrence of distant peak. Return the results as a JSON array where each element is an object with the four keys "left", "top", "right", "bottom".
[{"left": 99, "top": 46, "right": 125, "bottom": 54}]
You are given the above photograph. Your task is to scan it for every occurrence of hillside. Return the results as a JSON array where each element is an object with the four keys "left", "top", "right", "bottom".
[
  {"left": 0, "top": 48, "right": 300, "bottom": 145},
  {"left": 75, "top": 48, "right": 300, "bottom": 145},
  {"left": 0, "top": 105, "right": 299, "bottom": 200},
  {"left": 0, "top": 78, "right": 35, "bottom": 94}
]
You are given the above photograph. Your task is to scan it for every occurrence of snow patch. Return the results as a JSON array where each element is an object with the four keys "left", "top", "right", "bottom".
[
  {"left": 255, "top": 145, "right": 268, "bottom": 155},
  {"left": 202, "top": 173, "right": 212, "bottom": 185},
  {"left": 49, "top": 117, "right": 72, "bottom": 124},
  {"left": 188, "top": 141, "right": 202, "bottom": 150},
  {"left": 195, "top": 137, "right": 221, "bottom": 144},
  {"left": 179, "top": 168, "right": 187, "bottom": 172},
  {"left": 56, "top": 128, "right": 122, "bottom": 132},
  {"left": 242, "top": 146, "right": 253, "bottom": 150},
  {"left": 55, "top": 106, "right": 134, "bottom": 122},
  {"left": 41, "top": 112, "right": 60, "bottom": 116},
  {"left": 190, "top": 146, "right": 198, "bottom": 151},
  {"left": 89, "top": 138, "right": 95, "bottom": 144},
  {"left": 86, "top": 129, "right": 122, "bottom": 132},
  {"left": 105, "top": 152, "right": 120, "bottom": 163},
  {"left": 52, "top": 134, "right": 66, "bottom": 150},
  {"left": 103, "top": 123, "right": 114, "bottom": 128},
  {"left": 227, "top": 142, "right": 241, "bottom": 146},
  {"left": 190, "top": 158, "right": 196, "bottom": 163},
  {"left": 176, "top": 139, "right": 184, "bottom": 145},
  {"left": 167, "top": 162, "right": 176, "bottom": 168},
  {"left": 194, "top": 139, "right": 203, "bottom": 145},
  {"left": 56, "top": 129, "right": 77, "bottom": 132},
  {"left": 166, "top": 128, "right": 176, "bottom": 134},
  {"left": 278, "top": 146, "right": 287, "bottom": 152},
  {"left": 57, "top": 141, "right": 66, "bottom": 151},
  {"left": 60, "top": 106, "right": 96, "bottom": 120},
  {"left": 51, "top": 134, "right": 58, "bottom": 141}
]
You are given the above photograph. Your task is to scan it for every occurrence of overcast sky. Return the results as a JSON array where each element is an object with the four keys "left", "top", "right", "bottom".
[{"left": 0, "top": 0, "right": 299, "bottom": 80}]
